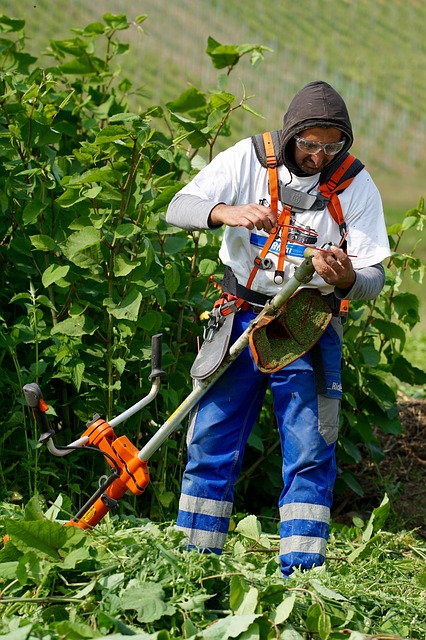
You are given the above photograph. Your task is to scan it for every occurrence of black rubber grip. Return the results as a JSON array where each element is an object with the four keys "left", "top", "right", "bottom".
[{"left": 149, "top": 333, "right": 166, "bottom": 380}]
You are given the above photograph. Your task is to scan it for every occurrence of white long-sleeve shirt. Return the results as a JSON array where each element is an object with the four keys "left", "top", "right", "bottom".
[{"left": 167, "top": 137, "right": 391, "bottom": 299}]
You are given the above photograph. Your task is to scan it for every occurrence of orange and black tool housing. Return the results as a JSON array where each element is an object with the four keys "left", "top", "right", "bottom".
[{"left": 66, "top": 418, "right": 150, "bottom": 530}]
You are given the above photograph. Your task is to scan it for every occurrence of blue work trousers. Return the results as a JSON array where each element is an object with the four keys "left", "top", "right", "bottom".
[{"left": 176, "top": 309, "right": 343, "bottom": 577}]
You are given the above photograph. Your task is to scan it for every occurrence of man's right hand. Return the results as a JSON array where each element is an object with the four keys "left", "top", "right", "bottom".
[{"left": 209, "top": 203, "right": 277, "bottom": 232}]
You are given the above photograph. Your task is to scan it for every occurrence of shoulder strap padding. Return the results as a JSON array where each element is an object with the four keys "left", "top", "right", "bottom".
[
  {"left": 252, "top": 130, "right": 284, "bottom": 168},
  {"left": 320, "top": 152, "right": 365, "bottom": 194}
]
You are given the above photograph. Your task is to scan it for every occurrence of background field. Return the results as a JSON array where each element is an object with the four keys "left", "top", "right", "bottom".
[{"left": 2, "top": 0, "right": 425, "bottom": 212}]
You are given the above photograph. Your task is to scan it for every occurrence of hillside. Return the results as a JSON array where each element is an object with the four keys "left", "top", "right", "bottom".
[{"left": 1, "top": 0, "right": 425, "bottom": 210}]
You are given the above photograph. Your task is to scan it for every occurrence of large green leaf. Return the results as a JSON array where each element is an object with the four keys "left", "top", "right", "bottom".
[
  {"left": 362, "top": 372, "right": 397, "bottom": 410},
  {"left": 103, "top": 13, "right": 129, "bottom": 30},
  {"left": 339, "top": 435, "right": 362, "bottom": 464},
  {"left": 0, "top": 561, "right": 19, "bottom": 579},
  {"left": 104, "top": 289, "right": 142, "bottom": 321},
  {"left": 5, "top": 520, "right": 85, "bottom": 560},
  {"left": 95, "top": 124, "right": 131, "bottom": 143},
  {"left": 164, "top": 263, "right": 180, "bottom": 296},
  {"left": 0, "top": 15, "right": 26, "bottom": 31},
  {"left": 57, "top": 56, "right": 104, "bottom": 75},
  {"left": 29, "top": 234, "right": 57, "bottom": 251},
  {"left": 0, "top": 625, "right": 33, "bottom": 640},
  {"left": 62, "top": 227, "right": 101, "bottom": 259},
  {"left": 114, "top": 254, "right": 141, "bottom": 277},
  {"left": 164, "top": 235, "right": 188, "bottom": 255},
  {"left": 209, "top": 92, "right": 235, "bottom": 110},
  {"left": 392, "top": 292, "right": 420, "bottom": 326},
  {"left": 120, "top": 580, "right": 176, "bottom": 622},
  {"left": 362, "top": 494, "right": 390, "bottom": 542},
  {"left": 360, "top": 344, "right": 381, "bottom": 366},
  {"left": 235, "top": 515, "right": 261, "bottom": 542},
  {"left": 371, "top": 319, "right": 406, "bottom": 342},
  {"left": 166, "top": 87, "right": 206, "bottom": 113},
  {"left": 42, "top": 264, "right": 70, "bottom": 287},
  {"left": 271, "top": 593, "right": 296, "bottom": 624},
  {"left": 318, "top": 611, "right": 332, "bottom": 640},
  {"left": 206, "top": 36, "right": 239, "bottom": 69},
  {"left": 22, "top": 199, "right": 46, "bottom": 225},
  {"left": 51, "top": 315, "right": 97, "bottom": 336},
  {"left": 340, "top": 471, "right": 364, "bottom": 496},
  {"left": 114, "top": 223, "right": 141, "bottom": 239},
  {"left": 202, "top": 613, "right": 260, "bottom": 639},
  {"left": 169, "top": 112, "right": 210, "bottom": 147},
  {"left": 199, "top": 258, "right": 217, "bottom": 276},
  {"left": 68, "top": 167, "right": 123, "bottom": 185},
  {"left": 391, "top": 354, "right": 426, "bottom": 385},
  {"left": 56, "top": 188, "right": 87, "bottom": 208}
]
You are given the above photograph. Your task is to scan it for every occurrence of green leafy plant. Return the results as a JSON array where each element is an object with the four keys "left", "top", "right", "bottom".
[
  {"left": 0, "top": 11, "right": 424, "bottom": 525},
  {"left": 0, "top": 496, "right": 425, "bottom": 639},
  {"left": 336, "top": 198, "right": 426, "bottom": 495},
  {"left": 0, "top": 13, "right": 271, "bottom": 515}
]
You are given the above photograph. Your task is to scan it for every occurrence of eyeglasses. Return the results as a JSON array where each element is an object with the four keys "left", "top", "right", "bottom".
[{"left": 294, "top": 135, "right": 345, "bottom": 156}]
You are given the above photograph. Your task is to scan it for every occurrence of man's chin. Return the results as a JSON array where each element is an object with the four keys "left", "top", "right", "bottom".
[{"left": 302, "top": 165, "right": 321, "bottom": 175}]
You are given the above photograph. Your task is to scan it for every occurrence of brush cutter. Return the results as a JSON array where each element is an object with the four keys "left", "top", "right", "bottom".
[{"left": 23, "top": 249, "right": 318, "bottom": 530}]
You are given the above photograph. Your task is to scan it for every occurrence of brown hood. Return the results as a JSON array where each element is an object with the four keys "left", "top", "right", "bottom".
[{"left": 281, "top": 81, "right": 354, "bottom": 177}]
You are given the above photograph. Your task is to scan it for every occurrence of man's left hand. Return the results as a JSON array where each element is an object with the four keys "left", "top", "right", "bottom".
[{"left": 312, "top": 245, "right": 355, "bottom": 290}]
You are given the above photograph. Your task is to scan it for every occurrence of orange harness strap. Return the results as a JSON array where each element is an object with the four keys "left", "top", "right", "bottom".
[
  {"left": 319, "top": 154, "right": 359, "bottom": 318},
  {"left": 263, "top": 131, "right": 279, "bottom": 213},
  {"left": 319, "top": 154, "right": 358, "bottom": 231},
  {"left": 216, "top": 145, "right": 358, "bottom": 319},
  {"left": 246, "top": 132, "right": 292, "bottom": 289}
]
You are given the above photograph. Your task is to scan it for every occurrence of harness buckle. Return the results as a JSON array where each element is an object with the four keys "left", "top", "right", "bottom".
[
  {"left": 203, "top": 308, "right": 223, "bottom": 342},
  {"left": 254, "top": 256, "right": 274, "bottom": 270}
]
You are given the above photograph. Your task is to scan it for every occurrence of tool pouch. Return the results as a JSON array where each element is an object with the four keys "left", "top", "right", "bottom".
[
  {"left": 190, "top": 308, "right": 235, "bottom": 380},
  {"left": 249, "top": 288, "right": 332, "bottom": 373}
]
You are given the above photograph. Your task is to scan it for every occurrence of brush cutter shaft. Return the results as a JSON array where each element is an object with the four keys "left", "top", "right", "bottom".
[{"left": 138, "top": 250, "right": 315, "bottom": 461}]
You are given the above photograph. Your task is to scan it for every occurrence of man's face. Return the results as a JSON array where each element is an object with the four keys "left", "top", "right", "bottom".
[{"left": 293, "top": 126, "right": 343, "bottom": 175}]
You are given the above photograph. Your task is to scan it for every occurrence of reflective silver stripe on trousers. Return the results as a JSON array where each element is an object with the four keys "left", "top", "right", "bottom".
[
  {"left": 280, "top": 535, "right": 327, "bottom": 557},
  {"left": 175, "top": 525, "right": 228, "bottom": 550},
  {"left": 179, "top": 493, "right": 233, "bottom": 519},
  {"left": 279, "top": 502, "right": 330, "bottom": 523}
]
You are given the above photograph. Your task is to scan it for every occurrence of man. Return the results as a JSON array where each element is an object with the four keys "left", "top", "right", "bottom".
[{"left": 166, "top": 81, "right": 391, "bottom": 578}]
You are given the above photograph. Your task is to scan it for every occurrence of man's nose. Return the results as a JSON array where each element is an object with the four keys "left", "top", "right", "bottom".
[{"left": 310, "top": 150, "right": 326, "bottom": 165}]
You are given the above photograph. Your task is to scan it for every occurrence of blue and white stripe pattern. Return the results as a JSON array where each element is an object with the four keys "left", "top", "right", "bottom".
[
  {"left": 176, "top": 494, "right": 232, "bottom": 553},
  {"left": 279, "top": 502, "right": 330, "bottom": 573}
]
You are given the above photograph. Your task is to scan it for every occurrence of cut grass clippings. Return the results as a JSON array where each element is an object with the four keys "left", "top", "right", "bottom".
[{"left": 0, "top": 494, "right": 425, "bottom": 639}]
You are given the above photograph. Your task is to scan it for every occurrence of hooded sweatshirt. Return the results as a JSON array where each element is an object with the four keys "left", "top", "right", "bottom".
[
  {"left": 166, "top": 81, "right": 391, "bottom": 297},
  {"left": 280, "top": 80, "right": 353, "bottom": 177}
]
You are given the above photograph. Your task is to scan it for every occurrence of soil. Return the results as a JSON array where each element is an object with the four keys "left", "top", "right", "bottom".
[{"left": 333, "top": 399, "right": 426, "bottom": 538}]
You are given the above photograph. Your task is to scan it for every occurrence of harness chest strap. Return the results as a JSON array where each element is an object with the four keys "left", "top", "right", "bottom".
[
  {"left": 193, "top": 142, "right": 359, "bottom": 381},
  {"left": 216, "top": 131, "right": 289, "bottom": 306},
  {"left": 215, "top": 137, "right": 361, "bottom": 318},
  {"left": 319, "top": 154, "right": 359, "bottom": 244},
  {"left": 259, "top": 138, "right": 361, "bottom": 317},
  {"left": 318, "top": 154, "right": 361, "bottom": 317},
  {"left": 246, "top": 131, "right": 291, "bottom": 289}
]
